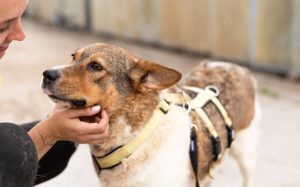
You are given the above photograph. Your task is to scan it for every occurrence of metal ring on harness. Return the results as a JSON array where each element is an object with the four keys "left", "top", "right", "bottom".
[
  {"left": 181, "top": 91, "right": 192, "bottom": 113},
  {"left": 190, "top": 123, "right": 198, "bottom": 132},
  {"left": 206, "top": 85, "right": 220, "bottom": 97}
]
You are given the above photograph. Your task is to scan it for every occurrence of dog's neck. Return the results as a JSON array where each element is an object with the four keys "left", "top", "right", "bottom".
[
  {"left": 124, "top": 91, "right": 160, "bottom": 130},
  {"left": 95, "top": 91, "right": 193, "bottom": 187},
  {"left": 91, "top": 91, "right": 161, "bottom": 156}
]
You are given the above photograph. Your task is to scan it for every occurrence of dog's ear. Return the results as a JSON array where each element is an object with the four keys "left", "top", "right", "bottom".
[{"left": 130, "top": 60, "right": 182, "bottom": 93}]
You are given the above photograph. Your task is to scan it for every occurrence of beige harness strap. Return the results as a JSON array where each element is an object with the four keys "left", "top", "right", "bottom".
[
  {"left": 211, "top": 97, "right": 232, "bottom": 127},
  {"left": 183, "top": 85, "right": 234, "bottom": 147},
  {"left": 164, "top": 85, "right": 234, "bottom": 161},
  {"left": 194, "top": 108, "right": 218, "bottom": 138},
  {"left": 165, "top": 86, "right": 220, "bottom": 138}
]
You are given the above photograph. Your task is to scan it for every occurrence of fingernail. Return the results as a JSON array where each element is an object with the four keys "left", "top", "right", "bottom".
[{"left": 91, "top": 105, "right": 101, "bottom": 113}]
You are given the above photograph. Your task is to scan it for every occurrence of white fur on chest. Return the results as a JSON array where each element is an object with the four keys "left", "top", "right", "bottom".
[{"left": 100, "top": 105, "right": 194, "bottom": 187}]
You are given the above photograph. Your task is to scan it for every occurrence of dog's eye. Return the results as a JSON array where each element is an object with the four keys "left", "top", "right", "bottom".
[{"left": 88, "top": 61, "right": 102, "bottom": 71}]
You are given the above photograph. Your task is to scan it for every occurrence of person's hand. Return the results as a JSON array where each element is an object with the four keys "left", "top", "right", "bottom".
[{"left": 36, "top": 105, "right": 109, "bottom": 145}]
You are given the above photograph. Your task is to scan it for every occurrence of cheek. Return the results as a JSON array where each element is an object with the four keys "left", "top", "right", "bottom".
[
  {"left": 0, "top": 52, "right": 5, "bottom": 59},
  {"left": 0, "top": 33, "right": 8, "bottom": 59},
  {"left": 81, "top": 85, "right": 104, "bottom": 106},
  {"left": 99, "top": 85, "right": 120, "bottom": 108},
  {"left": 85, "top": 84, "right": 119, "bottom": 108}
]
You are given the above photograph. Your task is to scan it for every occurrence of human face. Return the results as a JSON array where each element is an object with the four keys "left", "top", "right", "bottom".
[{"left": 0, "top": 0, "right": 28, "bottom": 59}]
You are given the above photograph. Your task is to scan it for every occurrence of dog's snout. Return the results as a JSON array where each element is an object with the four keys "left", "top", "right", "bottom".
[{"left": 43, "top": 69, "right": 60, "bottom": 82}]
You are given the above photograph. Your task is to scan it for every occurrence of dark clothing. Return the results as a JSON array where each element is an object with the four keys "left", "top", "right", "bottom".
[
  {"left": 0, "top": 121, "right": 76, "bottom": 187},
  {"left": 0, "top": 123, "right": 38, "bottom": 187}
]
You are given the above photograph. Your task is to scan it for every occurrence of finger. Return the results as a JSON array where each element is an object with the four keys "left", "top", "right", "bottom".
[
  {"left": 65, "top": 105, "right": 101, "bottom": 118},
  {"left": 83, "top": 110, "right": 109, "bottom": 134},
  {"left": 80, "top": 131, "right": 109, "bottom": 144},
  {"left": 79, "top": 121, "right": 107, "bottom": 135},
  {"left": 95, "top": 110, "right": 109, "bottom": 133},
  {"left": 100, "top": 109, "right": 108, "bottom": 119},
  {"left": 94, "top": 116, "right": 101, "bottom": 123},
  {"left": 99, "top": 110, "right": 109, "bottom": 125},
  {"left": 54, "top": 104, "right": 69, "bottom": 111}
]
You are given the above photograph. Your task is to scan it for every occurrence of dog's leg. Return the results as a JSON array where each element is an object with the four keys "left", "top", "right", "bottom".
[{"left": 229, "top": 101, "right": 260, "bottom": 187}]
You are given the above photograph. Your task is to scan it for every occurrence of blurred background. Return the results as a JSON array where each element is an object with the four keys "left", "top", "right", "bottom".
[
  {"left": 0, "top": 0, "right": 300, "bottom": 187},
  {"left": 25, "top": 0, "right": 300, "bottom": 77}
]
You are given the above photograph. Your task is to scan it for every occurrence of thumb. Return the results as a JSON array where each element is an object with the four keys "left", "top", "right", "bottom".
[
  {"left": 53, "top": 103, "right": 69, "bottom": 111},
  {"left": 65, "top": 105, "right": 101, "bottom": 118}
]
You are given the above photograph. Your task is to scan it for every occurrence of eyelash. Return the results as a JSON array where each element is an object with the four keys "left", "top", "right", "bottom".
[{"left": 0, "top": 25, "right": 9, "bottom": 33}]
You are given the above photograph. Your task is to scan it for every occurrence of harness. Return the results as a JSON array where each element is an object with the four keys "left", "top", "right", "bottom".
[
  {"left": 164, "top": 85, "right": 235, "bottom": 186},
  {"left": 92, "top": 85, "right": 234, "bottom": 187}
]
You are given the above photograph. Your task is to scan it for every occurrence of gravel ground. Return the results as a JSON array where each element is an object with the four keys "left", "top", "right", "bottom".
[{"left": 0, "top": 20, "right": 299, "bottom": 187}]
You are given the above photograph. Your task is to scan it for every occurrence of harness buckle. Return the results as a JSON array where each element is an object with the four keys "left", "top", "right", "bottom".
[
  {"left": 205, "top": 85, "right": 220, "bottom": 97},
  {"left": 190, "top": 123, "right": 198, "bottom": 132}
]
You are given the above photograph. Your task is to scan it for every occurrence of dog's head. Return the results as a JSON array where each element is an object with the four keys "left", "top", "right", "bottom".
[{"left": 42, "top": 43, "right": 181, "bottom": 113}]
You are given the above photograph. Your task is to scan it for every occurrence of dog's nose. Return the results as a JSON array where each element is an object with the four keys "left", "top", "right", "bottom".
[{"left": 43, "top": 69, "right": 60, "bottom": 82}]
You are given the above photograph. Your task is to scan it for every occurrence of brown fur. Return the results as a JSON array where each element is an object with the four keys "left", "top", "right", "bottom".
[{"left": 43, "top": 43, "right": 255, "bottom": 183}]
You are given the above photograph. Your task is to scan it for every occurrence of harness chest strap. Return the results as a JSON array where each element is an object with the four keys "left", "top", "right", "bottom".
[
  {"left": 194, "top": 108, "right": 221, "bottom": 161},
  {"left": 164, "top": 85, "right": 235, "bottom": 158},
  {"left": 165, "top": 91, "right": 221, "bottom": 161},
  {"left": 210, "top": 96, "right": 234, "bottom": 148},
  {"left": 94, "top": 100, "right": 170, "bottom": 169},
  {"left": 183, "top": 86, "right": 233, "bottom": 130}
]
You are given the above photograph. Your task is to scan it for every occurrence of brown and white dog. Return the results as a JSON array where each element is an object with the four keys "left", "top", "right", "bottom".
[{"left": 42, "top": 43, "right": 259, "bottom": 187}]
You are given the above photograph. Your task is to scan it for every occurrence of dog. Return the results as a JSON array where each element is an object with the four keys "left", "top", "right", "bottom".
[{"left": 42, "top": 43, "right": 259, "bottom": 187}]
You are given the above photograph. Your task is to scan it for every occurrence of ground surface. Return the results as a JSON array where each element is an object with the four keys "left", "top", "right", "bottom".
[{"left": 0, "top": 20, "right": 299, "bottom": 187}]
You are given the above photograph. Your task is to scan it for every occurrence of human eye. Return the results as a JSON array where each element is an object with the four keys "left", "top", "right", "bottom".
[{"left": 0, "top": 24, "right": 9, "bottom": 33}]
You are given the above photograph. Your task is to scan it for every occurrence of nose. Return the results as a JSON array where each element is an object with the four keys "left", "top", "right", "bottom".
[
  {"left": 7, "top": 19, "right": 26, "bottom": 42},
  {"left": 43, "top": 69, "right": 60, "bottom": 83}
]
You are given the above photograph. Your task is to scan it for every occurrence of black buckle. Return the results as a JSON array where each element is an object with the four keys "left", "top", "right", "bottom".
[
  {"left": 210, "top": 136, "right": 221, "bottom": 161},
  {"left": 226, "top": 125, "right": 235, "bottom": 148},
  {"left": 189, "top": 126, "right": 200, "bottom": 187}
]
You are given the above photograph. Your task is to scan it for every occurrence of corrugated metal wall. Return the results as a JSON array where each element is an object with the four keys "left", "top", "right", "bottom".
[
  {"left": 291, "top": 0, "right": 300, "bottom": 75},
  {"left": 26, "top": 0, "right": 300, "bottom": 75},
  {"left": 255, "top": 0, "right": 292, "bottom": 71},
  {"left": 27, "top": 0, "right": 86, "bottom": 28}
]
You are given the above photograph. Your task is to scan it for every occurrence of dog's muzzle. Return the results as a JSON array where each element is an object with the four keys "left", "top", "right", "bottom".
[{"left": 41, "top": 69, "right": 87, "bottom": 108}]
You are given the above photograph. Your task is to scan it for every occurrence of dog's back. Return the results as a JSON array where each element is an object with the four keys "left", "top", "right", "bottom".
[
  {"left": 180, "top": 61, "right": 257, "bottom": 185},
  {"left": 183, "top": 61, "right": 255, "bottom": 130}
]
